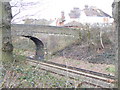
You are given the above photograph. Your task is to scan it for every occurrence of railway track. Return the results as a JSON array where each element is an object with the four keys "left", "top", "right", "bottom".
[{"left": 26, "top": 59, "right": 116, "bottom": 88}]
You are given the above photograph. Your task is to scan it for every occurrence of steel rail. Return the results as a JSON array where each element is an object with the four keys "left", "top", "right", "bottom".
[{"left": 26, "top": 59, "right": 116, "bottom": 88}]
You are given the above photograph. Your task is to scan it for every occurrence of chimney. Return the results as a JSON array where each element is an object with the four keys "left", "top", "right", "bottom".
[
  {"left": 85, "top": 5, "right": 89, "bottom": 9},
  {"left": 61, "top": 11, "right": 65, "bottom": 20}
]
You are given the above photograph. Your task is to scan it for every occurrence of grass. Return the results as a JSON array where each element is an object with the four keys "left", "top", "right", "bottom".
[
  {"left": 2, "top": 54, "right": 76, "bottom": 88},
  {"left": 15, "top": 65, "right": 75, "bottom": 88},
  {"left": 106, "top": 66, "right": 115, "bottom": 73}
]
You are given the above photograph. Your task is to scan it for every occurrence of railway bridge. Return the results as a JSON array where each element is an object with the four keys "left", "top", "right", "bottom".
[{"left": 11, "top": 24, "right": 80, "bottom": 60}]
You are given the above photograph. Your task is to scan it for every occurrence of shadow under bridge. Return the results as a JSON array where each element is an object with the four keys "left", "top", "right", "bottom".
[{"left": 22, "top": 35, "right": 44, "bottom": 60}]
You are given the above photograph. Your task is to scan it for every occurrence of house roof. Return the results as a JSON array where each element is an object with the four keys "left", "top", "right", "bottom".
[
  {"left": 83, "top": 6, "right": 112, "bottom": 18},
  {"left": 64, "top": 21, "right": 83, "bottom": 27}
]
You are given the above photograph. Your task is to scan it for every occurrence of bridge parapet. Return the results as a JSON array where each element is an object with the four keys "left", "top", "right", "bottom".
[{"left": 11, "top": 24, "right": 79, "bottom": 37}]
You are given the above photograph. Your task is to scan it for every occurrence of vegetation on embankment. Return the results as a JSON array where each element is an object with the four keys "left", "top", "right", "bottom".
[
  {"left": 1, "top": 55, "right": 76, "bottom": 88},
  {"left": 2, "top": 24, "right": 115, "bottom": 88}
]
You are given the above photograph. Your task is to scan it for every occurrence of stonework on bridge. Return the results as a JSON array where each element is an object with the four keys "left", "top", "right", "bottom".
[{"left": 11, "top": 24, "right": 80, "bottom": 60}]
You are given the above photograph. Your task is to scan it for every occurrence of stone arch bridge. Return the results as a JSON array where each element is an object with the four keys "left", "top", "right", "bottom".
[{"left": 11, "top": 24, "right": 80, "bottom": 60}]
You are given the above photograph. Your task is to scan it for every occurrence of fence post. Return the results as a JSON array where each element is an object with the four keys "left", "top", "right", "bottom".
[{"left": 0, "top": 1, "right": 13, "bottom": 88}]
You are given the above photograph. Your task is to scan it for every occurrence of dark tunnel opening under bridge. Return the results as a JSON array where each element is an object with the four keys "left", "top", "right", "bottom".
[{"left": 22, "top": 35, "right": 44, "bottom": 60}]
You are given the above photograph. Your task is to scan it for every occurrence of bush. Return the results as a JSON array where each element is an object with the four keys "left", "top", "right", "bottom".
[{"left": 79, "top": 25, "right": 114, "bottom": 50}]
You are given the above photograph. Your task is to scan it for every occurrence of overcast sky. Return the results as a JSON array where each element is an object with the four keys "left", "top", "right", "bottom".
[{"left": 10, "top": 0, "right": 114, "bottom": 23}]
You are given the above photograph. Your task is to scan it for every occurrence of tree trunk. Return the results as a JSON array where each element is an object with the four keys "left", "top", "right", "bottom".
[
  {"left": 0, "top": 1, "right": 13, "bottom": 88},
  {"left": 112, "top": 0, "right": 119, "bottom": 89},
  {"left": 99, "top": 30, "right": 104, "bottom": 49},
  {"left": 117, "top": 1, "right": 120, "bottom": 89}
]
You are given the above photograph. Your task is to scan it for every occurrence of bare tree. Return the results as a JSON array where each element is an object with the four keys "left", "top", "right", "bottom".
[
  {"left": 10, "top": 0, "right": 43, "bottom": 24},
  {"left": 0, "top": 1, "right": 14, "bottom": 88}
]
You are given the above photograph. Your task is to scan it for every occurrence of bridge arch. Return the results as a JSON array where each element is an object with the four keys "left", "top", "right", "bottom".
[{"left": 22, "top": 35, "right": 44, "bottom": 60}]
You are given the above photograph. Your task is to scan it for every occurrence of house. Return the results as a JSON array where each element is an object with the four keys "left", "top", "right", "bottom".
[
  {"left": 50, "top": 11, "right": 66, "bottom": 26},
  {"left": 50, "top": 5, "right": 114, "bottom": 26},
  {"left": 69, "top": 7, "right": 81, "bottom": 19},
  {"left": 64, "top": 21, "right": 83, "bottom": 29},
  {"left": 79, "top": 5, "right": 114, "bottom": 24}
]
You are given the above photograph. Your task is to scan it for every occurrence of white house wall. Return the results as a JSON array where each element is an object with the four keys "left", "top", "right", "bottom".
[
  {"left": 79, "top": 11, "right": 114, "bottom": 24},
  {"left": 79, "top": 16, "right": 114, "bottom": 24}
]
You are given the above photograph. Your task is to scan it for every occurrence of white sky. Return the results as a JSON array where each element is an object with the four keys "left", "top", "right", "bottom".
[{"left": 10, "top": 0, "right": 114, "bottom": 23}]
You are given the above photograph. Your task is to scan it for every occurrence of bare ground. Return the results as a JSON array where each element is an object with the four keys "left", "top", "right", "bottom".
[{"left": 48, "top": 43, "right": 116, "bottom": 76}]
